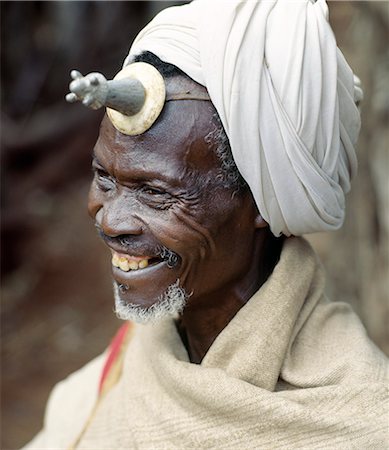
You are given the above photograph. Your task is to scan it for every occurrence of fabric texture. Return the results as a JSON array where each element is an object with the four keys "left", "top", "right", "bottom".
[
  {"left": 22, "top": 352, "right": 106, "bottom": 450},
  {"left": 126, "top": 0, "right": 361, "bottom": 237},
  {"left": 98, "top": 322, "right": 133, "bottom": 396},
  {"left": 28, "top": 238, "right": 388, "bottom": 449}
]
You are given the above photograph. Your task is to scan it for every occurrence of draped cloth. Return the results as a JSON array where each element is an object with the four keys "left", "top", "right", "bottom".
[
  {"left": 31, "top": 238, "right": 384, "bottom": 449},
  {"left": 126, "top": 0, "right": 362, "bottom": 236}
]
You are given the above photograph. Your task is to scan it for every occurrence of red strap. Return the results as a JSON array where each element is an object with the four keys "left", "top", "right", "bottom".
[{"left": 98, "top": 322, "right": 131, "bottom": 395}]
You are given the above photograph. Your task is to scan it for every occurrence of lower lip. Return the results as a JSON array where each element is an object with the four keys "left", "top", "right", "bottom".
[{"left": 112, "top": 260, "right": 168, "bottom": 283}]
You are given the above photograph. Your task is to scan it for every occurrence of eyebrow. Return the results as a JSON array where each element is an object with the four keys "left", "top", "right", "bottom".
[{"left": 91, "top": 151, "right": 101, "bottom": 167}]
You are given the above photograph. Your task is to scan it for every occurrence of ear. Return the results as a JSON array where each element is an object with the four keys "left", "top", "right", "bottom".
[{"left": 254, "top": 213, "right": 268, "bottom": 229}]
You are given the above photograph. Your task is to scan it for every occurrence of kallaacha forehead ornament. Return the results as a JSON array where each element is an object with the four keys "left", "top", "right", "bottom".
[
  {"left": 65, "top": 62, "right": 211, "bottom": 136},
  {"left": 66, "top": 62, "right": 165, "bottom": 136},
  {"left": 107, "top": 64, "right": 166, "bottom": 136}
]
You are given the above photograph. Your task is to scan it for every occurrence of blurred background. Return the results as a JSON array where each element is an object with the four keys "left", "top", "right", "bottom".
[{"left": 1, "top": 1, "right": 388, "bottom": 448}]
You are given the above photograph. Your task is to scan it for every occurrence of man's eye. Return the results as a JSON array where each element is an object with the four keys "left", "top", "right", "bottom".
[
  {"left": 142, "top": 186, "right": 166, "bottom": 196},
  {"left": 139, "top": 185, "right": 174, "bottom": 210},
  {"left": 94, "top": 168, "right": 115, "bottom": 191}
]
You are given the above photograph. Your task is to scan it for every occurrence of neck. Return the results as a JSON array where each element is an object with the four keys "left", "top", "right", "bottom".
[{"left": 176, "top": 230, "right": 284, "bottom": 364}]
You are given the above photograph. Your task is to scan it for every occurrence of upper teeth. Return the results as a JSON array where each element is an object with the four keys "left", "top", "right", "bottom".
[{"left": 112, "top": 253, "right": 149, "bottom": 272}]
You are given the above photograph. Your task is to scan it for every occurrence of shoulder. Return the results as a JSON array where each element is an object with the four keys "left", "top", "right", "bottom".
[
  {"left": 22, "top": 322, "right": 134, "bottom": 450},
  {"left": 22, "top": 352, "right": 105, "bottom": 449},
  {"left": 283, "top": 296, "right": 388, "bottom": 387}
]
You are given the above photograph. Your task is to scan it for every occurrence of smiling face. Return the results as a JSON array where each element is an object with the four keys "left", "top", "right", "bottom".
[{"left": 88, "top": 81, "right": 264, "bottom": 322}]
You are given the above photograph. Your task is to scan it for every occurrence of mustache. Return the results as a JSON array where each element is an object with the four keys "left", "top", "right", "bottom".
[{"left": 95, "top": 225, "right": 180, "bottom": 269}]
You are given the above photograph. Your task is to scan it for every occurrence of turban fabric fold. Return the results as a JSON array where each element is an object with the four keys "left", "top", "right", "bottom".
[{"left": 126, "top": 0, "right": 361, "bottom": 236}]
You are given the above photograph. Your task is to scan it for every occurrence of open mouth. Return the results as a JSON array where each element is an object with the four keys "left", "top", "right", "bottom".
[{"left": 111, "top": 251, "right": 163, "bottom": 272}]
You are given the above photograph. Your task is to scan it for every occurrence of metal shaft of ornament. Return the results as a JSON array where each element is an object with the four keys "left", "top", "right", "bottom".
[{"left": 65, "top": 70, "right": 145, "bottom": 115}]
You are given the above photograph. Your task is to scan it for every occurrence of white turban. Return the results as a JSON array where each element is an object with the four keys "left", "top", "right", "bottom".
[{"left": 126, "top": 0, "right": 361, "bottom": 236}]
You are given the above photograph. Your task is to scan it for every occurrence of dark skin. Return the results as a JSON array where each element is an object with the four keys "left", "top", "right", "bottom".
[{"left": 88, "top": 76, "right": 281, "bottom": 364}]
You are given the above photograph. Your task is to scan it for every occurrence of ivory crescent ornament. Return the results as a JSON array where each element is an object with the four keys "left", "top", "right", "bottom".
[
  {"left": 107, "top": 63, "right": 166, "bottom": 135},
  {"left": 65, "top": 62, "right": 166, "bottom": 136}
]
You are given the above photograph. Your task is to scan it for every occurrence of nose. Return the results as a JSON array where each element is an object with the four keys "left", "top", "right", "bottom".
[{"left": 95, "top": 195, "right": 143, "bottom": 238}]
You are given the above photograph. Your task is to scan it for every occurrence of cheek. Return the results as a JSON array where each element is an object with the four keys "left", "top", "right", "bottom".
[
  {"left": 146, "top": 209, "right": 209, "bottom": 254},
  {"left": 191, "top": 194, "right": 256, "bottom": 266},
  {"left": 144, "top": 205, "right": 214, "bottom": 271},
  {"left": 153, "top": 195, "right": 242, "bottom": 260},
  {"left": 171, "top": 208, "right": 216, "bottom": 257},
  {"left": 151, "top": 208, "right": 213, "bottom": 291}
]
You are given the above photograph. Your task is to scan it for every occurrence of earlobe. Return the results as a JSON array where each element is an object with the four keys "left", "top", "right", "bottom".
[{"left": 254, "top": 214, "right": 268, "bottom": 229}]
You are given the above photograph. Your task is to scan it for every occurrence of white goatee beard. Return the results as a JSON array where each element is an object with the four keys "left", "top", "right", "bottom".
[{"left": 113, "top": 279, "right": 189, "bottom": 324}]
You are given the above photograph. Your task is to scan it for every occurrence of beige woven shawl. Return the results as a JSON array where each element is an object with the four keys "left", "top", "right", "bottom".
[{"left": 77, "top": 237, "right": 388, "bottom": 449}]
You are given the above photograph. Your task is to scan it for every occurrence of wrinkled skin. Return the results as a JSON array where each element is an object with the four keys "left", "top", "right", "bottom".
[{"left": 89, "top": 76, "right": 278, "bottom": 363}]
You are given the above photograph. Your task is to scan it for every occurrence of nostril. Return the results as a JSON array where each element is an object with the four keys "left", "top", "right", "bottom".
[{"left": 100, "top": 212, "right": 143, "bottom": 238}]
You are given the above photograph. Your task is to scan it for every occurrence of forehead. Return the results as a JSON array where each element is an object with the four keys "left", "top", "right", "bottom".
[{"left": 94, "top": 91, "right": 220, "bottom": 185}]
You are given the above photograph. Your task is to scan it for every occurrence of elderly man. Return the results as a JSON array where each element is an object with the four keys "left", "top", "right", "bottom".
[{"left": 24, "top": 0, "right": 387, "bottom": 449}]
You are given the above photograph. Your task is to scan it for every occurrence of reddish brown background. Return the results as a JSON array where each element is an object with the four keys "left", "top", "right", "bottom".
[{"left": 1, "top": 2, "right": 388, "bottom": 449}]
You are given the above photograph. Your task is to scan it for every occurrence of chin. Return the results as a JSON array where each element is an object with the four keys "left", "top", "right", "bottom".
[{"left": 113, "top": 280, "right": 189, "bottom": 324}]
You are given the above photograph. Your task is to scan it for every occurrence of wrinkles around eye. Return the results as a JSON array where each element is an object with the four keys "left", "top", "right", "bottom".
[
  {"left": 92, "top": 164, "right": 190, "bottom": 211},
  {"left": 138, "top": 187, "right": 175, "bottom": 210},
  {"left": 93, "top": 173, "right": 175, "bottom": 210},
  {"left": 94, "top": 169, "right": 116, "bottom": 192}
]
